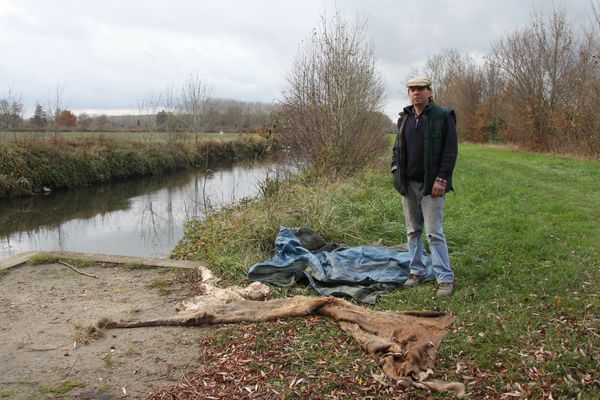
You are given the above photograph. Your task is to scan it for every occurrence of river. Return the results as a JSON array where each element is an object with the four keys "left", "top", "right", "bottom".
[{"left": 0, "top": 160, "right": 284, "bottom": 260}]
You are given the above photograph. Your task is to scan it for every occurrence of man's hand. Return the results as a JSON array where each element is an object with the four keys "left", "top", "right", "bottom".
[{"left": 431, "top": 177, "right": 447, "bottom": 198}]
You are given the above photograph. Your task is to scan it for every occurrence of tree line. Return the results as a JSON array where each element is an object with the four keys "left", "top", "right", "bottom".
[
  {"left": 0, "top": 94, "right": 276, "bottom": 135},
  {"left": 412, "top": 5, "right": 600, "bottom": 157}
]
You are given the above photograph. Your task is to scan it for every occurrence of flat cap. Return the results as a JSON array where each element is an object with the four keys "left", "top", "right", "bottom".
[{"left": 406, "top": 76, "right": 432, "bottom": 87}]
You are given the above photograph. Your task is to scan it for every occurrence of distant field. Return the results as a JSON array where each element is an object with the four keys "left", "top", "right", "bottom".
[{"left": 0, "top": 131, "right": 244, "bottom": 143}]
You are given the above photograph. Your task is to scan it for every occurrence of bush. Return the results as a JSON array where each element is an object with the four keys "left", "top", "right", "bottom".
[{"left": 278, "top": 12, "right": 389, "bottom": 177}]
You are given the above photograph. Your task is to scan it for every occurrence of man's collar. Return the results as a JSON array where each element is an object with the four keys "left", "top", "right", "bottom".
[{"left": 406, "top": 99, "right": 433, "bottom": 116}]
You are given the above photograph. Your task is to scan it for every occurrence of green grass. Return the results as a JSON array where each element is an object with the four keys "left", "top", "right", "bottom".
[
  {"left": 39, "top": 379, "right": 86, "bottom": 394},
  {"left": 171, "top": 143, "right": 599, "bottom": 398},
  {"left": 102, "top": 354, "right": 113, "bottom": 368},
  {"left": 149, "top": 275, "right": 173, "bottom": 296},
  {"left": 124, "top": 346, "right": 140, "bottom": 357},
  {"left": 28, "top": 254, "right": 93, "bottom": 269},
  {"left": 123, "top": 261, "right": 147, "bottom": 270},
  {"left": 65, "top": 258, "right": 94, "bottom": 268},
  {"left": 28, "top": 253, "right": 60, "bottom": 265}
]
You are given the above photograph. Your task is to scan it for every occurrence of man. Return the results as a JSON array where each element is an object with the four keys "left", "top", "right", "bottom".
[{"left": 391, "top": 76, "right": 458, "bottom": 297}]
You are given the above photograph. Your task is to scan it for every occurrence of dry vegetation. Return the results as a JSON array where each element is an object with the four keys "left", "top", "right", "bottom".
[
  {"left": 413, "top": 5, "right": 600, "bottom": 158},
  {"left": 277, "top": 12, "right": 389, "bottom": 177}
]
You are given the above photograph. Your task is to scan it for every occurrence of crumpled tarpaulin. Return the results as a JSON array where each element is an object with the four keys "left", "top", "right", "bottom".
[{"left": 248, "top": 227, "right": 434, "bottom": 303}]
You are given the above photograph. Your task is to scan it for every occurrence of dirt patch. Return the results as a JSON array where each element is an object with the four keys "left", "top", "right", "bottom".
[{"left": 0, "top": 262, "right": 209, "bottom": 399}]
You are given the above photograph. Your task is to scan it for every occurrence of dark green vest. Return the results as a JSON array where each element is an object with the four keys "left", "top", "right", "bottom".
[{"left": 393, "top": 103, "right": 453, "bottom": 196}]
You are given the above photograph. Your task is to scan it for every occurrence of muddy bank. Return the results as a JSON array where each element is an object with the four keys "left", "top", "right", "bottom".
[{"left": 0, "top": 255, "right": 213, "bottom": 399}]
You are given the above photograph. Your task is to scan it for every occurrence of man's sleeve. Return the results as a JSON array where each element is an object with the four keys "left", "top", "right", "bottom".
[
  {"left": 437, "top": 111, "right": 458, "bottom": 181},
  {"left": 391, "top": 115, "right": 403, "bottom": 168}
]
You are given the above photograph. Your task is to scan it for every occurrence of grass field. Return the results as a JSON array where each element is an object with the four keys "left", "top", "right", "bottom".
[
  {"left": 0, "top": 130, "right": 243, "bottom": 144},
  {"left": 170, "top": 143, "right": 599, "bottom": 398}
]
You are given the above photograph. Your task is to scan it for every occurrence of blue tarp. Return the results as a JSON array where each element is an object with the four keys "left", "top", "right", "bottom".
[{"left": 248, "top": 227, "right": 433, "bottom": 304}]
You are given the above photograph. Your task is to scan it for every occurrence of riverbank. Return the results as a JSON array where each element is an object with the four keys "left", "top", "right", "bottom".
[
  {"left": 0, "top": 134, "right": 274, "bottom": 198},
  {"left": 170, "top": 143, "right": 599, "bottom": 398}
]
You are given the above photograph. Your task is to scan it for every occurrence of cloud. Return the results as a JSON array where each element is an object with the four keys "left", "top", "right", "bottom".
[
  {"left": 0, "top": 0, "right": 593, "bottom": 120},
  {"left": 0, "top": 0, "right": 37, "bottom": 23}
]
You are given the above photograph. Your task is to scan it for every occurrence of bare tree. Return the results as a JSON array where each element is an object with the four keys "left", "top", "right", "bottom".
[
  {"left": 403, "top": 4, "right": 599, "bottom": 157},
  {"left": 203, "top": 98, "right": 273, "bottom": 133},
  {"left": 139, "top": 87, "right": 179, "bottom": 142},
  {"left": 161, "top": 87, "right": 178, "bottom": 142},
  {"left": 580, "top": 0, "right": 600, "bottom": 156},
  {"left": 46, "top": 85, "right": 64, "bottom": 140},
  {"left": 471, "top": 59, "right": 507, "bottom": 142},
  {"left": 410, "top": 50, "right": 510, "bottom": 143},
  {"left": 278, "top": 11, "right": 388, "bottom": 177},
  {"left": 491, "top": 7, "right": 585, "bottom": 150},
  {"left": 77, "top": 113, "right": 92, "bottom": 130},
  {"left": 412, "top": 49, "right": 486, "bottom": 141},
  {"left": 0, "top": 88, "right": 24, "bottom": 139},
  {"left": 178, "top": 72, "right": 213, "bottom": 145},
  {"left": 138, "top": 92, "right": 164, "bottom": 145}
]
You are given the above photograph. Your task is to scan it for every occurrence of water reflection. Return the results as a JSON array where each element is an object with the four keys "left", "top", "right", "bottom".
[{"left": 0, "top": 161, "right": 283, "bottom": 259}]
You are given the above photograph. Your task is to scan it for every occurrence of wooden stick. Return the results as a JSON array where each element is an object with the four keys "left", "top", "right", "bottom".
[{"left": 58, "top": 261, "right": 98, "bottom": 279}]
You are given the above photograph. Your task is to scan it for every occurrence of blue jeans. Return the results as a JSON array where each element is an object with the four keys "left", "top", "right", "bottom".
[{"left": 402, "top": 181, "right": 453, "bottom": 284}]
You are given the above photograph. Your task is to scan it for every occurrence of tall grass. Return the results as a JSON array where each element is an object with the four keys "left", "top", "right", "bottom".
[
  {"left": 0, "top": 135, "right": 274, "bottom": 198},
  {"left": 171, "top": 143, "right": 599, "bottom": 398}
]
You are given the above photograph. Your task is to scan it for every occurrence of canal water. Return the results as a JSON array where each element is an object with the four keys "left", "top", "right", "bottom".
[{"left": 0, "top": 161, "right": 284, "bottom": 260}]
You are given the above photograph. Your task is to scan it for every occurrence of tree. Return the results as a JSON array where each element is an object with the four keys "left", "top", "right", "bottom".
[
  {"left": 404, "top": 4, "right": 599, "bottom": 157},
  {"left": 46, "top": 85, "right": 64, "bottom": 139},
  {"left": 77, "top": 113, "right": 92, "bottom": 130},
  {"left": 374, "top": 112, "right": 395, "bottom": 133},
  {"left": 278, "top": 11, "right": 388, "bottom": 177},
  {"left": 156, "top": 110, "right": 168, "bottom": 128},
  {"left": 202, "top": 98, "right": 273, "bottom": 133},
  {"left": 56, "top": 109, "right": 77, "bottom": 127},
  {"left": 0, "top": 89, "right": 24, "bottom": 132},
  {"left": 139, "top": 88, "right": 178, "bottom": 142},
  {"left": 30, "top": 103, "right": 48, "bottom": 128},
  {"left": 178, "top": 72, "right": 213, "bottom": 145},
  {"left": 93, "top": 115, "right": 112, "bottom": 130},
  {"left": 578, "top": 0, "right": 600, "bottom": 156},
  {"left": 411, "top": 49, "right": 495, "bottom": 143},
  {"left": 491, "top": 7, "right": 586, "bottom": 150},
  {"left": 139, "top": 91, "right": 166, "bottom": 143}
]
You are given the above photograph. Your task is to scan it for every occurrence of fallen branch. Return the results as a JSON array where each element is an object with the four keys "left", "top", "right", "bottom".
[{"left": 58, "top": 260, "right": 98, "bottom": 279}]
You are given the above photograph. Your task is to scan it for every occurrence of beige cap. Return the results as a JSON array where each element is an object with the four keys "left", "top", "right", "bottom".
[{"left": 406, "top": 76, "right": 432, "bottom": 88}]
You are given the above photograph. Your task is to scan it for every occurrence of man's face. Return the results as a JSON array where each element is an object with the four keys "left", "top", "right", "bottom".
[{"left": 408, "top": 86, "right": 431, "bottom": 108}]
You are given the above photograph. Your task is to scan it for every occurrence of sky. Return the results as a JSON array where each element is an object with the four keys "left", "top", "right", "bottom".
[{"left": 0, "top": 0, "right": 594, "bottom": 121}]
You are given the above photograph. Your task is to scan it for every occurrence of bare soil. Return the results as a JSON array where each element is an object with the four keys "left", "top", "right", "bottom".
[{"left": 0, "top": 262, "right": 209, "bottom": 399}]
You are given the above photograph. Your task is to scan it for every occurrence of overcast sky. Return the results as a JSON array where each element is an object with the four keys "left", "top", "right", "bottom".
[{"left": 0, "top": 0, "right": 593, "bottom": 120}]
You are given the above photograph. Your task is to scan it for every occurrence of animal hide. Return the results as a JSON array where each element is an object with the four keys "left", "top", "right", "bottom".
[{"left": 97, "top": 274, "right": 465, "bottom": 397}]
